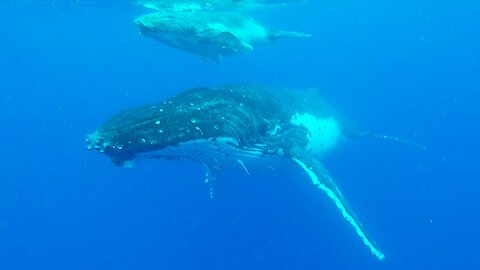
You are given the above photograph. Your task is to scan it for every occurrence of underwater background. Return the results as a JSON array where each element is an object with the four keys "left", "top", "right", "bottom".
[{"left": 1, "top": 1, "right": 479, "bottom": 269}]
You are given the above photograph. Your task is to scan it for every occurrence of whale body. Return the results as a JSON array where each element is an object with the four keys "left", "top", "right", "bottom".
[
  {"left": 86, "top": 85, "right": 385, "bottom": 260},
  {"left": 134, "top": 10, "right": 310, "bottom": 60}
]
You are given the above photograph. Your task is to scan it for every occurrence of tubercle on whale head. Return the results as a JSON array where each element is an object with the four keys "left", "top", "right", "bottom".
[
  {"left": 85, "top": 130, "right": 110, "bottom": 152},
  {"left": 85, "top": 130, "right": 135, "bottom": 166}
]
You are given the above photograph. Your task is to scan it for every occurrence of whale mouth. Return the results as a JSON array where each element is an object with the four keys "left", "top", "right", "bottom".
[{"left": 134, "top": 19, "right": 149, "bottom": 34}]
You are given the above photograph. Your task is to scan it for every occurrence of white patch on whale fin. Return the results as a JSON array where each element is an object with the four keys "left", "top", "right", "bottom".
[{"left": 292, "top": 158, "right": 385, "bottom": 260}]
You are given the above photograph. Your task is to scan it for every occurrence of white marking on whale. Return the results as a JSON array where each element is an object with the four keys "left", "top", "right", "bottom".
[{"left": 291, "top": 113, "right": 341, "bottom": 157}]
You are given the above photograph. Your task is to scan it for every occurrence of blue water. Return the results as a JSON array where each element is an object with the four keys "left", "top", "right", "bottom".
[{"left": 1, "top": 1, "right": 479, "bottom": 269}]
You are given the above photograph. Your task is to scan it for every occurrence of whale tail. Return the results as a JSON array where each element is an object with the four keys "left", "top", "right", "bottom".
[{"left": 269, "top": 29, "right": 311, "bottom": 40}]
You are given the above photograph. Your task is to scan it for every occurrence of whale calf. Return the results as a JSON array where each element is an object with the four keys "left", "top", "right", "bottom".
[
  {"left": 86, "top": 85, "right": 386, "bottom": 260},
  {"left": 134, "top": 10, "right": 310, "bottom": 61}
]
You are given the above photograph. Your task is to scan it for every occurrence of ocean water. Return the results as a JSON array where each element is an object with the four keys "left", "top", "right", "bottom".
[{"left": 0, "top": 1, "right": 479, "bottom": 269}]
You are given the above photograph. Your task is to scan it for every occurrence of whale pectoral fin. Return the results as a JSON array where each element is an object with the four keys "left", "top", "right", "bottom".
[
  {"left": 236, "top": 159, "right": 250, "bottom": 174},
  {"left": 350, "top": 132, "right": 427, "bottom": 150},
  {"left": 218, "top": 32, "right": 253, "bottom": 53},
  {"left": 291, "top": 150, "right": 385, "bottom": 260},
  {"left": 141, "top": 3, "right": 161, "bottom": 10},
  {"left": 199, "top": 31, "right": 253, "bottom": 53},
  {"left": 269, "top": 29, "right": 311, "bottom": 40}
]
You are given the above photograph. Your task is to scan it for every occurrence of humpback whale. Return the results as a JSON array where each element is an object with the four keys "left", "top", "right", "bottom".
[
  {"left": 86, "top": 85, "right": 387, "bottom": 260},
  {"left": 134, "top": 10, "right": 310, "bottom": 61}
]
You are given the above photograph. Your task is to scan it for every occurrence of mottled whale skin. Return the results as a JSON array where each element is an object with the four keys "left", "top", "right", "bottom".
[
  {"left": 134, "top": 10, "right": 310, "bottom": 60},
  {"left": 86, "top": 85, "right": 385, "bottom": 260}
]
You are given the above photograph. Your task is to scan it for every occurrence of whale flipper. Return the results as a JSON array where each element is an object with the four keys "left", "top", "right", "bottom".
[
  {"left": 199, "top": 31, "right": 253, "bottom": 53},
  {"left": 291, "top": 148, "right": 385, "bottom": 260},
  {"left": 269, "top": 29, "right": 311, "bottom": 40}
]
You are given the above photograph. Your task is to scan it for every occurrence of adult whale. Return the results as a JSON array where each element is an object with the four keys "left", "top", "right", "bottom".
[{"left": 86, "top": 85, "right": 389, "bottom": 259}]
